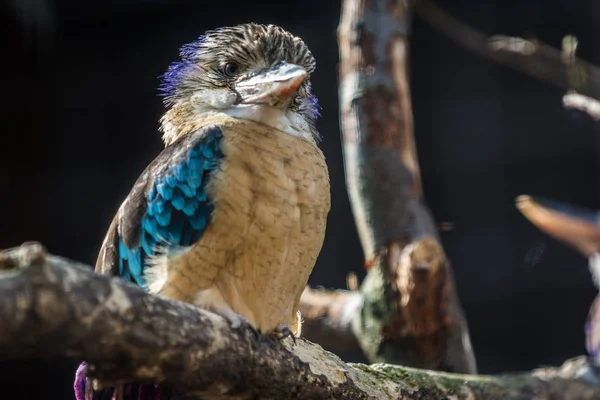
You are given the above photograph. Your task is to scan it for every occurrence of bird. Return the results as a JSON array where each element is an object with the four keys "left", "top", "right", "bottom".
[{"left": 74, "top": 23, "right": 330, "bottom": 400}]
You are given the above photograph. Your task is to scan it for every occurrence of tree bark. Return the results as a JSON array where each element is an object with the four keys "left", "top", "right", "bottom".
[
  {"left": 1, "top": 242, "right": 600, "bottom": 399},
  {"left": 298, "top": 0, "right": 477, "bottom": 374}
]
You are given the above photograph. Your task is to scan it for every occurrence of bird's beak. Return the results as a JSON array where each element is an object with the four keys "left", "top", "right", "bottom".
[{"left": 234, "top": 62, "right": 307, "bottom": 107}]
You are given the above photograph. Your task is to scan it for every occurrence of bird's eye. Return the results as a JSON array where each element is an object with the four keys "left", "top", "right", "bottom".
[{"left": 223, "top": 62, "right": 239, "bottom": 78}]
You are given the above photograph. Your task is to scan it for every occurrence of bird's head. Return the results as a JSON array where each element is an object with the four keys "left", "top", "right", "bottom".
[{"left": 159, "top": 23, "right": 320, "bottom": 145}]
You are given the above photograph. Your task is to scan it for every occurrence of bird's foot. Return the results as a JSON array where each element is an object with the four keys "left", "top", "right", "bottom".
[{"left": 273, "top": 323, "right": 296, "bottom": 344}]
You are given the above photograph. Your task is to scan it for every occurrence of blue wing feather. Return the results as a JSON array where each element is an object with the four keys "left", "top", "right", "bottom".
[{"left": 114, "top": 126, "right": 224, "bottom": 289}]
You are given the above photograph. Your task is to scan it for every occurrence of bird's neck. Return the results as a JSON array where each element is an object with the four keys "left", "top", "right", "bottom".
[
  {"left": 159, "top": 100, "right": 201, "bottom": 146},
  {"left": 159, "top": 100, "right": 269, "bottom": 146},
  {"left": 160, "top": 99, "right": 317, "bottom": 147}
]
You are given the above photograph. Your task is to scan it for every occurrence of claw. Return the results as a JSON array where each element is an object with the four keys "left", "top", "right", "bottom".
[
  {"left": 246, "top": 321, "right": 261, "bottom": 340},
  {"left": 213, "top": 307, "right": 261, "bottom": 339},
  {"left": 232, "top": 315, "right": 261, "bottom": 339},
  {"left": 274, "top": 323, "right": 296, "bottom": 344}
]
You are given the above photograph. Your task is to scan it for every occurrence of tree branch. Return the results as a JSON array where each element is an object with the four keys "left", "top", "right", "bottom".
[
  {"left": 0, "top": 242, "right": 370, "bottom": 399},
  {"left": 2, "top": 242, "right": 600, "bottom": 399},
  {"left": 515, "top": 195, "right": 600, "bottom": 258},
  {"left": 415, "top": 1, "right": 600, "bottom": 122},
  {"left": 299, "top": 0, "right": 476, "bottom": 374},
  {"left": 298, "top": 286, "right": 362, "bottom": 354},
  {"left": 515, "top": 195, "right": 600, "bottom": 365},
  {"left": 414, "top": 0, "right": 600, "bottom": 101},
  {"left": 563, "top": 93, "right": 600, "bottom": 121}
]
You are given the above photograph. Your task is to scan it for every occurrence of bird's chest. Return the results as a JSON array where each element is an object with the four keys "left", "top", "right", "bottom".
[
  {"left": 208, "top": 121, "right": 327, "bottom": 266},
  {"left": 203, "top": 119, "right": 329, "bottom": 328}
]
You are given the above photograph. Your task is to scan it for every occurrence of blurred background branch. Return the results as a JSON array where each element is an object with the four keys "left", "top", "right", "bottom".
[
  {"left": 299, "top": 0, "right": 476, "bottom": 374},
  {"left": 516, "top": 195, "right": 600, "bottom": 368},
  {"left": 414, "top": 0, "right": 600, "bottom": 103}
]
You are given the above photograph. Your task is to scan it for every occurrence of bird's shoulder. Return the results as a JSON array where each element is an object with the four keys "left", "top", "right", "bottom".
[{"left": 95, "top": 124, "right": 225, "bottom": 285}]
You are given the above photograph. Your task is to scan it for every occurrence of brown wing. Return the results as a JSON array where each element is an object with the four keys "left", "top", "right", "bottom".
[{"left": 95, "top": 213, "right": 120, "bottom": 275}]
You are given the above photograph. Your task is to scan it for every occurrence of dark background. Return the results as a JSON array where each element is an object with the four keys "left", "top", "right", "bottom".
[{"left": 2, "top": 0, "right": 600, "bottom": 398}]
